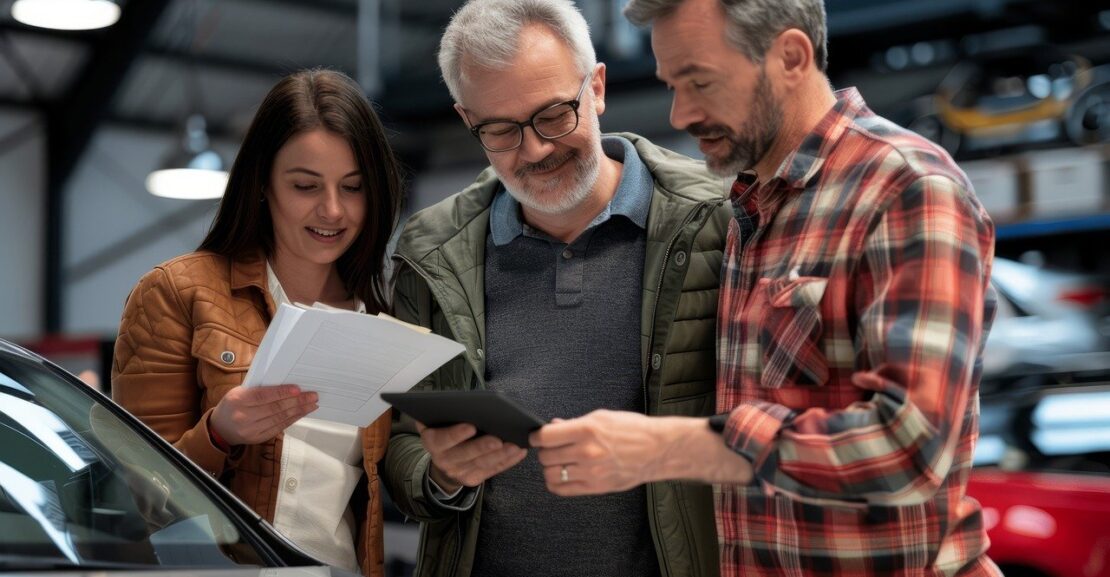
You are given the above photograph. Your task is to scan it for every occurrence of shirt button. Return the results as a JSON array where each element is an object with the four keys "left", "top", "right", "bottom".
[
  {"left": 562, "top": 248, "right": 574, "bottom": 260},
  {"left": 674, "top": 251, "right": 688, "bottom": 267},
  {"left": 285, "top": 478, "right": 298, "bottom": 493},
  {"left": 220, "top": 351, "right": 235, "bottom": 364},
  {"left": 651, "top": 353, "right": 662, "bottom": 370}
]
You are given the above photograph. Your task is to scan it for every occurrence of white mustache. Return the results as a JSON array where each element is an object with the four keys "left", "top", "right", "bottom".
[{"left": 516, "top": 150, "right": 576, "bottom": 178}]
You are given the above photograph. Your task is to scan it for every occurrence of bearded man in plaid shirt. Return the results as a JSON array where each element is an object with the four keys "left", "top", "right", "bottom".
[{"left": 531, "top": 0, "right": 1002, "bottom": 575}]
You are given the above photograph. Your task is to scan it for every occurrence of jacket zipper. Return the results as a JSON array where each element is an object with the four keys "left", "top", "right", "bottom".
[
  {"left": 400, "top": 198, "right": 719, "bottom": 577},
  {"left": 447, "top": 513, "right": 462, "bottom": 576},
  {"left": 395, "top": 253, "right": 486, "bottom": 389},
  {"left": 394, "top": 253, "right": 474, "bottom": 577},
  {"left": 412, "top": 521, "right": 428, "bottom": 576},
  {"left": 642, "top": 200, "right": 715, "bottom": 413},
  {"left": 641, "top": 199, "right": 718, "bottom": 577}
]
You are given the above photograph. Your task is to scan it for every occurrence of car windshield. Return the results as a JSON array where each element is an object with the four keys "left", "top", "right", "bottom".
[{"left": 0, "top": 347, "right": 267, "bottom": 568}]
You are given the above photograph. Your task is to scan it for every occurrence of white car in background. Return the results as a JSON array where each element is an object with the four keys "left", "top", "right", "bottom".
[{"left": 984, "top": 257, "right": 1109, "bottom": 382}]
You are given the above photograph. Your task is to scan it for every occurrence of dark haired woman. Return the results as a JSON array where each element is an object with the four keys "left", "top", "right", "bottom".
[{"left": 112, "top": 69, "right": 403, "bottom": 576}]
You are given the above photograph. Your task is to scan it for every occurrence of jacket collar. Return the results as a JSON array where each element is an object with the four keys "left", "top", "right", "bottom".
[
  {"left": 229, "top": 251, "right": 268, "bottom": 291},
  {"left": 394, "top": 131, "right": 726, "bottom": 265},
  {"left": 230, "top": 252, "right": 277, "bottom": 317},
  {"left": 392, "top": 133, "right": 727, "bottom": 388}
]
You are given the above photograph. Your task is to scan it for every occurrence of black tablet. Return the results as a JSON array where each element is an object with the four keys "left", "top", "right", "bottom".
[{"left": 381, "top": 390, "right": 547, "bottom": 448}]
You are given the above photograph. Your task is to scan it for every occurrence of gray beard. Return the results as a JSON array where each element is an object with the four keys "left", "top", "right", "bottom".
[{"left": 499, "top": 142, "right": 601, "bottom": 216}]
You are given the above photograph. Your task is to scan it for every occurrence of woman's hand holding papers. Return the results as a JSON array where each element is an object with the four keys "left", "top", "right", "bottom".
[
  {"left": 419, "top": 422, "right": 527, "bottom": 494},
  {"left": 210, "top": 385, "right": 319, "bottom": 446}
]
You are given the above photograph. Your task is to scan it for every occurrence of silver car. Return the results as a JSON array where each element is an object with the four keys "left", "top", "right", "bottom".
[
  {"left": 984, "top": 257, "right": 1109, "bottom": 381},
  {"left": 0, "top": 338, "right": 357, "bottom": 576}
]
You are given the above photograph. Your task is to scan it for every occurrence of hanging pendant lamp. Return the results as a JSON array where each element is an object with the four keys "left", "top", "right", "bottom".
[
  {"left": 11, "top": 0, "right": 120, "bottom": 31},
  {"left": 145, "top": 114, "right": 229, "bottom": 200}
]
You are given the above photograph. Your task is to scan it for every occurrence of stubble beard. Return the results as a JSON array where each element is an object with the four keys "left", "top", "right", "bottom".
[{"left": 690, "top": 69, "right": 783, "bottom": 177}]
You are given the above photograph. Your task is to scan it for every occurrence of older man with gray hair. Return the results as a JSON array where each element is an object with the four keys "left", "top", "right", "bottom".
[{"left": 381, "top": 0, "right": 730, "bottom": 576}]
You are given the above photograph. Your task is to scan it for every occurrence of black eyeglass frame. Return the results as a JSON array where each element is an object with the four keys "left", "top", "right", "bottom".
[{"left": 466, "top": 71, "right": 594, "bottom": 152}]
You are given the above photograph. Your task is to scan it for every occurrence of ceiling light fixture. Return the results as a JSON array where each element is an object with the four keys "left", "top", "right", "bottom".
[
  {"left": 145, "top": 114, "right": 228, "bottom": 200},
  {"left": 11, "top": 0, "right": 120, "bottom": 31}
]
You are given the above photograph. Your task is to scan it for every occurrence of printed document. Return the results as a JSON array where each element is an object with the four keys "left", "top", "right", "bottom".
[{"left": 243, "top": 303, "right": 465, "bottom": 426}]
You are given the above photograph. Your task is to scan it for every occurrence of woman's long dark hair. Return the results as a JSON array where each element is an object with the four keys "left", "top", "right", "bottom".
[{"left": 198, "top": 69, "right": 403, "bottom": 314}]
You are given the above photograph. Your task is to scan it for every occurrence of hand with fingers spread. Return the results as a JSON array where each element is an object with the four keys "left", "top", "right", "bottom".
[
  {"left": 209, "top": 384, "right": 319, "bottom": 447},
  {"left": 418, "top": 422, "right": 528, "bottom": 494}
]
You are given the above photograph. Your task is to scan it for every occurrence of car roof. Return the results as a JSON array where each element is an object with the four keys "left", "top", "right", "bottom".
[{"left": 0, "top": 338, "right": 41, "bottom": 361}]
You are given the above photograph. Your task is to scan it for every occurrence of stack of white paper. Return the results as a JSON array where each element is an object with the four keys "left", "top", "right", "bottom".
[{"left": 243, "top": 303, "right": 465, "bottom": 427}]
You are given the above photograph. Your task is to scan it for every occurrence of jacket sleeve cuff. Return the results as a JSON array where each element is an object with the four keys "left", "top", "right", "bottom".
[
  {"left": 409, "top": 452, "right": 478, "bottom": 512},
  {"left": 722, "top": 401, "right": 795, "bottom": 473},
  {"left": 174, "top": 408, "right": 241, "bottom": 477},
  {"left": 424, "top": 471, "right": 478, "bottom": 511}
]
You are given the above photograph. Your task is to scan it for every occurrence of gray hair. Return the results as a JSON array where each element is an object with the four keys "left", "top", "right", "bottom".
[
  {"left": 438, "top": 0, "right": 598, "bottom": 104},
  {"left": 623, "top": 0, "right": 828, "bottom": 72}
]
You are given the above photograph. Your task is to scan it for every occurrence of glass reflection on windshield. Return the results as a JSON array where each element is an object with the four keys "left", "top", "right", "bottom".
[{"left": 0, "top": 352, "right": 265, "bottom": 568}]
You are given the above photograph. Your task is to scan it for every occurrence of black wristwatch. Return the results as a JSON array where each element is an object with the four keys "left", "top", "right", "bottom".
[{"left": 708, "top": 412, "right": 730, "bottom": 433}]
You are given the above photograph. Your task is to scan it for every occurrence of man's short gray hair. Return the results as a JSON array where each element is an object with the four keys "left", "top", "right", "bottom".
[
  {"left": 438, "top": 0, "right": 598, "bottom": 104},
  {"left": 623, "top": 0, "right": 828, "bottom": 72}
]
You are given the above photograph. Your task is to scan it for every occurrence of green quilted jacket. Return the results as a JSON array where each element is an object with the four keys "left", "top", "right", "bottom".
[{"left": 383, "top": 133, "right": 731, "bottom": 577}]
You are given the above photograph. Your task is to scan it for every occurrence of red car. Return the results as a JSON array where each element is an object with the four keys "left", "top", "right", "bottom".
[{"left": 969, "top": 376, "right": 1110, "bottom": 577}]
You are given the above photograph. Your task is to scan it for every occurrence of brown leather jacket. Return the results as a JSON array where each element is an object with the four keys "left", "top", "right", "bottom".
[{"left": 112, "top": 251, "right": 390, "bottom": 577}]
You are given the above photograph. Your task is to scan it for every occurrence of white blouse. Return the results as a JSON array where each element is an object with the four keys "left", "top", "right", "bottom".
[{"left": 266, "top": 264, "right": 364, "bottom": 573}]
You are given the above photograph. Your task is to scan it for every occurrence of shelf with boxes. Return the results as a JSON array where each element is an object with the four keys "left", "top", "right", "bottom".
[{"left": 961, "top": 145, "right": 1110, "bottom": 240}]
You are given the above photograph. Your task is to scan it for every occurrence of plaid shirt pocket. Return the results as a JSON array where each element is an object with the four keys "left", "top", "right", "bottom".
[{"left": 759, "top": 276, "right": 829, "bottom": 389}]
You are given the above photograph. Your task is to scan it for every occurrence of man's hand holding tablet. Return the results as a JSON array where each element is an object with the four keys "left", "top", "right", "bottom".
[{"left": 382, "top": 391, "right": 544, "bottom": 493}]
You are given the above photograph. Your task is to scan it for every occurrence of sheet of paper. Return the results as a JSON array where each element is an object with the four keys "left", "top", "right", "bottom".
[
  {"left": 242, "top": 303, "right": 301, "bottom": 388},
  {"left": 243, "top": 303, "right": 464, "bottom": 427}
]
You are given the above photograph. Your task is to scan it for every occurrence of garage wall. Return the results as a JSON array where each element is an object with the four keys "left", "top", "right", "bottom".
[
  {"left": 61, "top": 125, "right": 239, "bottom": 336},
  {"left": 0, "top": 108, "right": 45, "bottom": 340}
]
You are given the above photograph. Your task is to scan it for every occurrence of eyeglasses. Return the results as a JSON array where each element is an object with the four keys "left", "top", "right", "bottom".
[{"left": 467, "top": 72, "right": 593, "bottom": 153}]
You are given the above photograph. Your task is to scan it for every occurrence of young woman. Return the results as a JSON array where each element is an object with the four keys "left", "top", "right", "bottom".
[{"left": 112, "top": 69, "right": 403, "bottom": 576}]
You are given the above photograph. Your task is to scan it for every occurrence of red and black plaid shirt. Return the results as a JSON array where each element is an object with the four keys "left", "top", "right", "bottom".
[{"left": 716, "top": 88, "right": 1000, "bottom": 577}]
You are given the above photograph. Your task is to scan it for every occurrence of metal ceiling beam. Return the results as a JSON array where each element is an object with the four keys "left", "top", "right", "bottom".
[
  {"left": 221, "top": 0, "right": 448, "bottom": 30},
  {"left": 0, "top": 117, "right": 40, "bottom": 158},
  {"left": 0, "top": 94, "right": 45, "bottom": 109},
  {"left": 0, "top": 20, "right": 102, "bottom": 42},
  {"left": 0, "top": 28, "right": 48, "bottom": 99},
  {"left": 0, "top": 95, "right": 236, "bottom": 139},
  {"left": 65, "top": 199, "right": 218, "bottom": 285},
  {"left": 143, "top": 44, "right": 322, "bottom": 79},
  {"left": 44, "top": 0, "right": 173, "bottom": 333},
  {"left": 0, "top": 27, "right": 356, "bottom": 80},
  {"left": 222, "top": 0, "right": 356, "bottom": 18},
  {"left": 0, "top": 20, "right": 338, "bottom": 80},
  {"left": 105, "top": 112, "right": 234, "bottom": 140}
]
